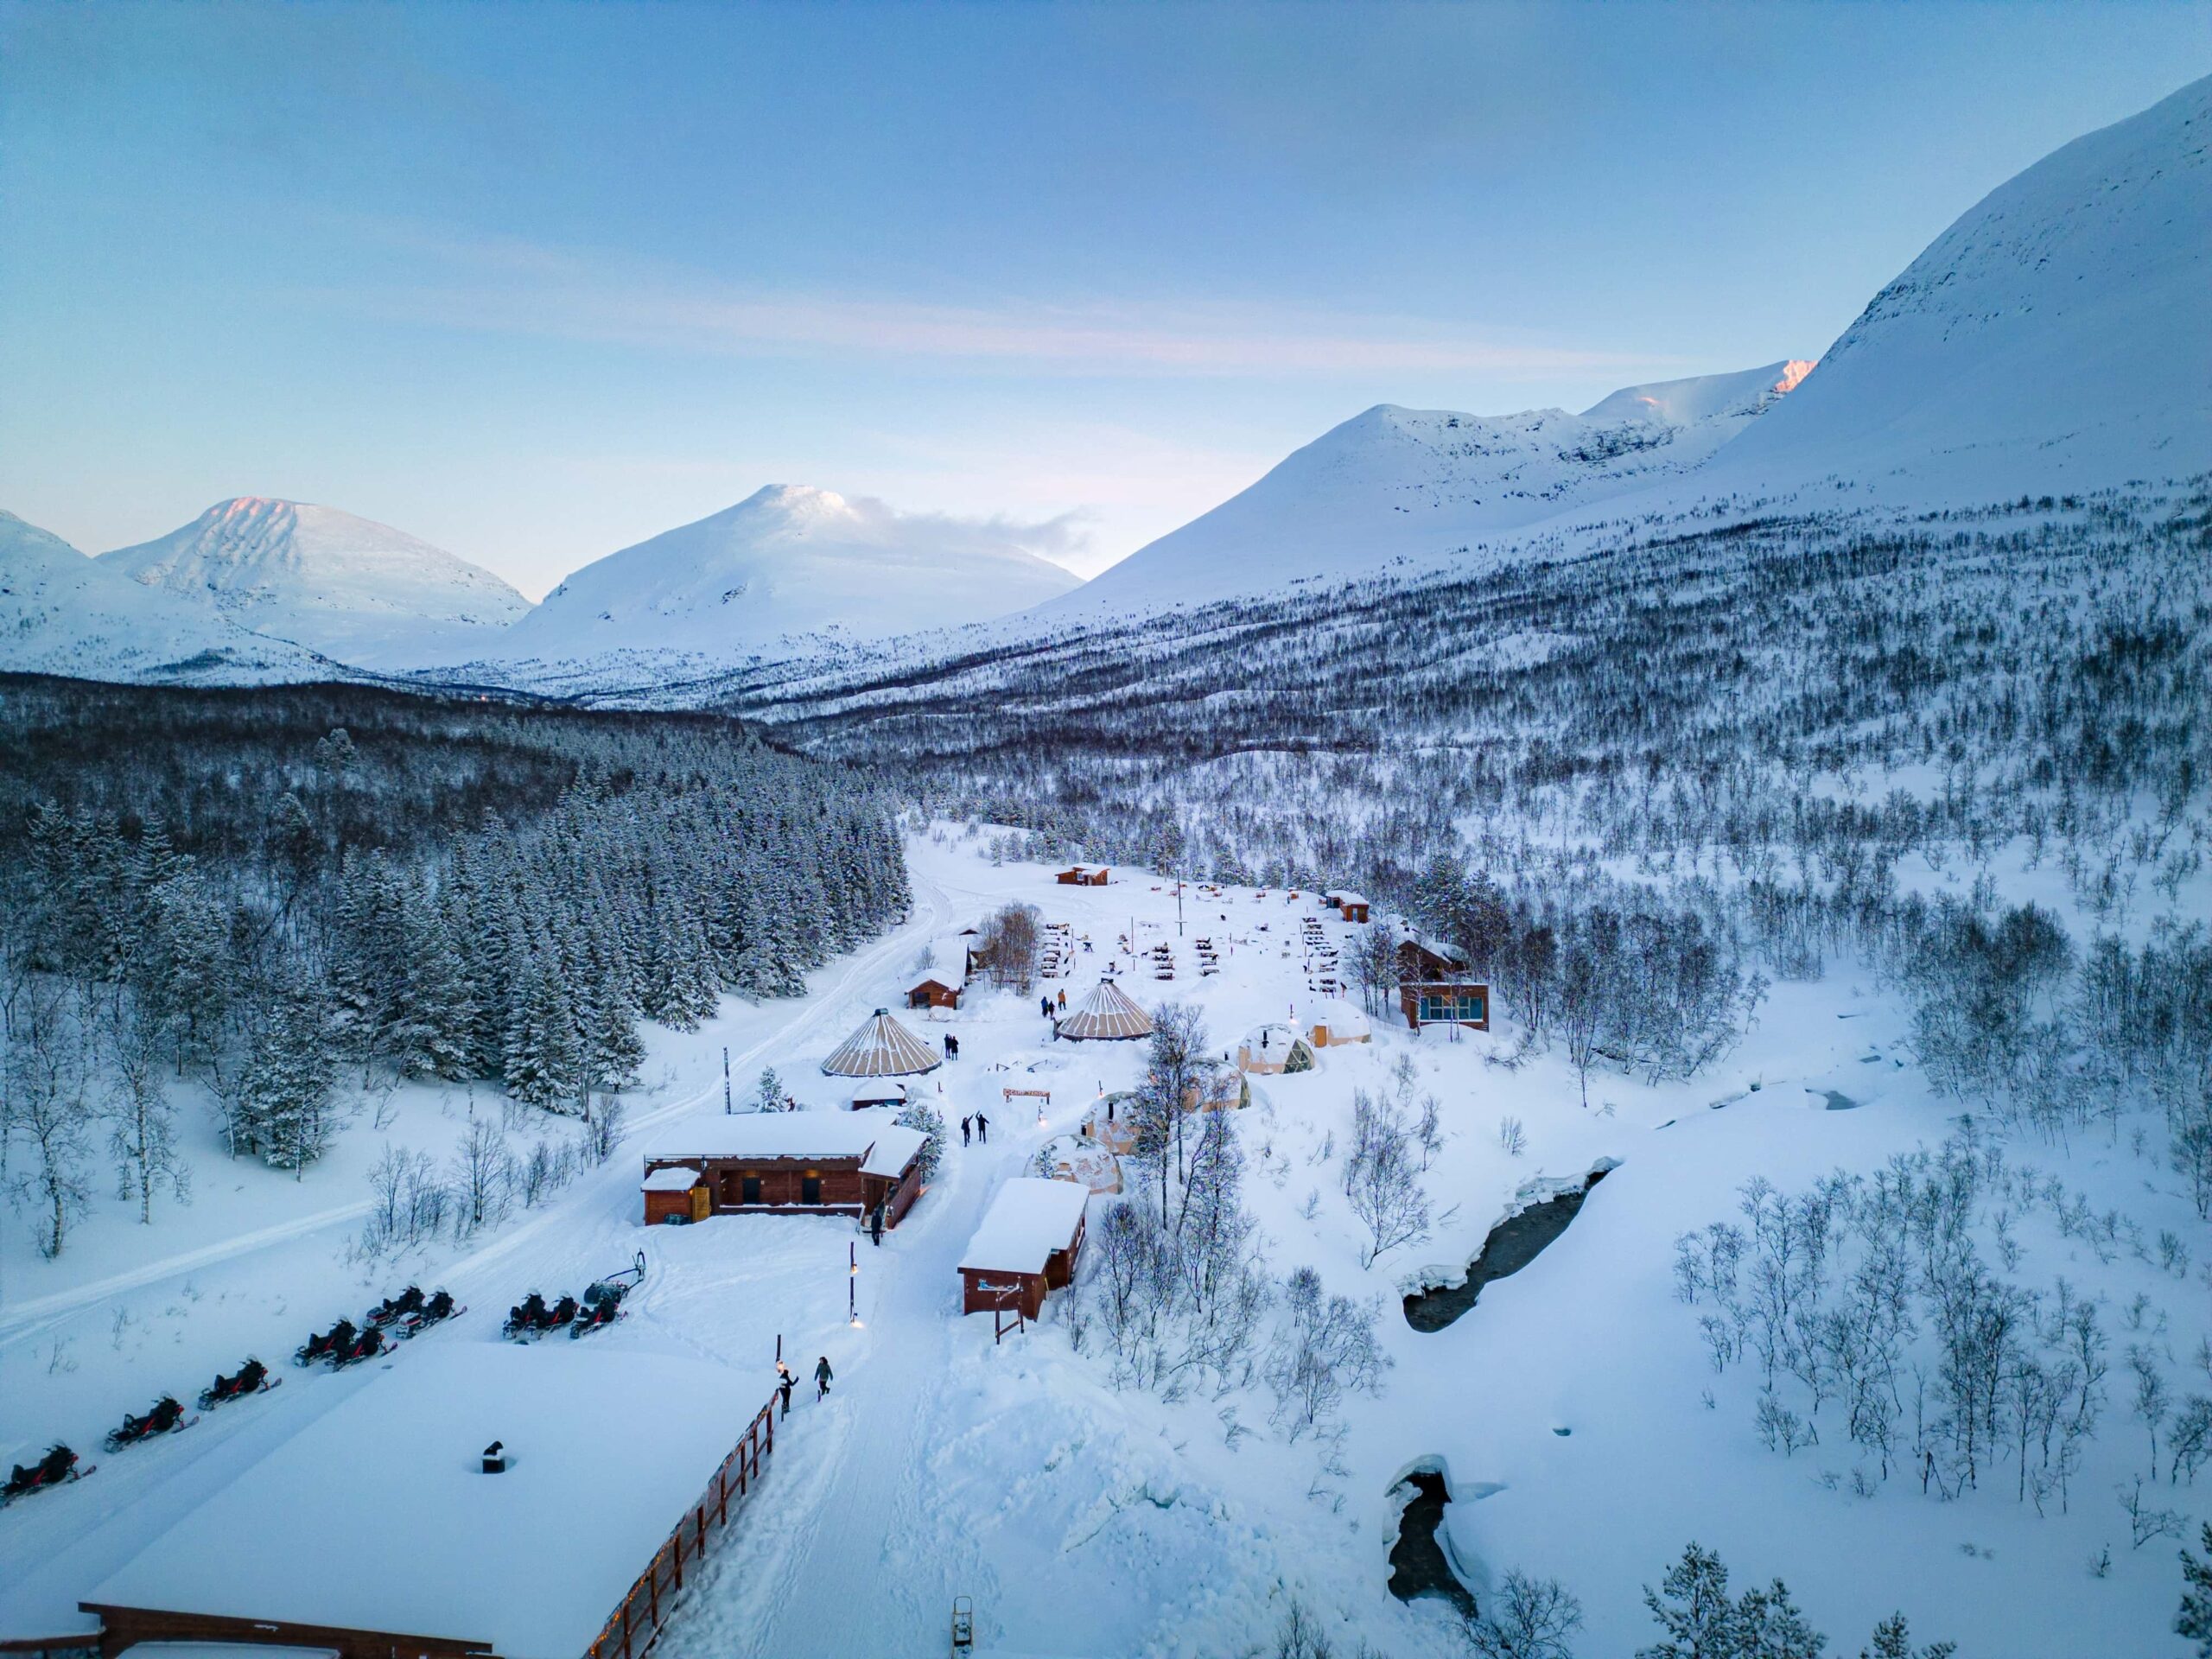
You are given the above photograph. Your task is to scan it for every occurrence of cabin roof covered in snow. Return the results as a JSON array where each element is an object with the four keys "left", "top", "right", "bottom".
[
  {"left": 1306, "top": 997, "right": 1371, "bottom": 1036},
  {"left": 959, "top": 1177, "right": 1089, "bottom": 1275},
  {"left": 645, "top": 1107, "right": 924, "bottom": 1173},
  {"left": 859, "top": 1122, "right": 930, "bottom": 1179},
  {"left": 86, "top": 1345, "right": 747, "bottom": 1659},
  {"left": 642, "top": 1165, "right": 703, "bottom": 1192}
]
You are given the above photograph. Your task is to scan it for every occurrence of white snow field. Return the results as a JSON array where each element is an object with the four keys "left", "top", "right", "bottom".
[
  {"left": 99, "top": 498, "right": 533, "bottom": 671},
  {"left": 4, "top": 832, "right": 2202, "bottom": 1657},
  {"left": 0, "top": 511, "right": 332, "bottom": 684},
  {"left": 476, "top": 485, "right": 1080, "bottom": 684}
]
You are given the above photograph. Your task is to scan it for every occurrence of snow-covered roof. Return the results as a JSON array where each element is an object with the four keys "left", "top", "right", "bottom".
[
  {"left": 959, "top": 1178, "right": 1090, "bottom": 1276},
  {"left": 1241, "top": 1021, "right": 1309, "bottom": 1053},
  {"left": 1334, "top": 891, "right": 1370, "bottom": 908},
  {"left": 1058, "top": 980, "right": 1154, "bottom": 1041},
  {"left": 86, "top": 1345, "right": 751, "bottom": 1659},
  {"left": 820, "top": 1008, "right": 943, "bottom": 1077},
  {"left": 852, "top": 1080, "right": 909, "bottom": 1105},
  {"left": 642, "top": 1165, "right": 702, "bottom": 1192},
  {"left": 860, "top": 1123, "right": 930, "bottom": 1179},
  {"left": 645, "top": 1107, "right": 923, "bottom": 1175}
]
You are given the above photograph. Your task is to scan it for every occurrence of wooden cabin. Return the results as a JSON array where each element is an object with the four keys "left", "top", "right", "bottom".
[
  {"left": 1055, "top": 865, "right": 1111, "bottom": 887},
  {"left": 1335, "top": 892, "right": 1371, "bottom": 924},
  {"left": 1399, "top": 982, "right": 1491, "bottom": 1033},
  {"left": 1397, "top": 937, "right": 1467, "bottom": 983},
  {"left": 641, "top": 1113, "right": 930, "bottom": 1229},
  {"left": 906, "top": 976, "right": 962, "bottom": 1011},
  {"left": 958, "top": 1178, "right": 1090, "bottom": 1320}
]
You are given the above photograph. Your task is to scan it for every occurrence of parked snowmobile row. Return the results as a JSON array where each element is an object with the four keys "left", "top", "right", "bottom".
[
  {"left": 103, "top": 1395, "right": 194, "bottom": 1454},
  {"left": 505, "top": 1254, "right": 645, "bottom": 1341},
  {"left": 291, "top": 1287, "right": 461, "bottom": 1367}
]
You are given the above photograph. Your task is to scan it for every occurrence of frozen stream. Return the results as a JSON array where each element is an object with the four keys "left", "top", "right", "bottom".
[{"left": 1400, "top": 1169, "right": 1609, "bottom": 1332}]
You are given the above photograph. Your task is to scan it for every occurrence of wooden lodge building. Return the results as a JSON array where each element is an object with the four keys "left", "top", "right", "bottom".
[
  {"left": 78, "top": 1345, "right": 779, "bottom": 1659},
  {"left": 958, "top": 1178, "right": 1090, "bottom": 1320},
  {"left": 1393, "top": 937, "right": 1490, "bottom": 1032},
  {"left": 641, "top": 1112, "right": 930, "bottom": 1229},
  {"left": 1055, "top": 864, "right": 1110, "bottom": 887}
]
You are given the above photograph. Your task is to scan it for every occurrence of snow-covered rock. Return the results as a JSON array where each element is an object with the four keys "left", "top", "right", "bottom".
[
  {"left": 1047, "top": 361, "right": 1814, "bottom": 616},
  {"left": 99, "top": 497, "right": 531, "bottom": 669},
  {"left": 486, "top": 486, "right": 1080, "bottom": 675},
  {"left": 0, "top": 509, "right": 328, "bottom": 683},
  {"left": 1708, "top": 73, "right": 2212, "bottom": 504}
]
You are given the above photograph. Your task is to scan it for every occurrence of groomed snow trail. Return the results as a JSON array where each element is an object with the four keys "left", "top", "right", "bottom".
[{"left": 715, "top": 1120, "right": 1014, "bottom": 1657}]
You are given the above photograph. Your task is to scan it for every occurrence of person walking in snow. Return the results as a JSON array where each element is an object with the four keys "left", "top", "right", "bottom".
[
  {"left": 961, "top": 1116, "right": 972, "bottom": 1147},
  {"left": 814, "top": 1355, "right": 833, "bottom": 1402},
  {"left": 869, "top": 1204, "right": 885, "bottom": 1247},
  {"left": 1056, "top": 988, "right": 1067, "bottom": 1012},
  {"left": 975, "top": 1110, "right": 989, "bottom": 1144},
  {"left": 944, "top": 1033, "right": 959, "bottom": 1058},
  {"left": 776, "top": 1362, "right": 795, "bottom": 1419},
  {"left": 1040, "top": 995, "right": 1053, "bottom": 1020}
]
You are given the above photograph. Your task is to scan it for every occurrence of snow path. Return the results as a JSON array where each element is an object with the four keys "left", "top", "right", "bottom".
[
  {"left": 724, "top": 1120, "right": 1014, "bottom": 1657},
  {"left": 0, "top": 880, "right": 949, "bottom": 1354}
]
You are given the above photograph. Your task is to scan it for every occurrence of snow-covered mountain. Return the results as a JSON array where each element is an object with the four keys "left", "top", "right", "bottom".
[
  {"left": 1708, "top": 73, "right": 2210, "bottom": 504},
  {"left": 0, "top": 510, "right": 328, "bottom": 683},
  {"left": 99, "top": 498, "right": 531, "bottom": 668},
  {"left": 487, "top": 485, "right": 1081, "bottom": 671},
  {"left": 1052, "top": 360, "right": 1814, "bottom": 616}
]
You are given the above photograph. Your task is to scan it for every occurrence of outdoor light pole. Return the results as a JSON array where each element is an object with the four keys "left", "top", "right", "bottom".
[
  {"left": 722, "top": 1047, "right": 731, "bottom": 1115},
  {"left": 849, "top": 1241, "right": 860, "bottom": 1326}
]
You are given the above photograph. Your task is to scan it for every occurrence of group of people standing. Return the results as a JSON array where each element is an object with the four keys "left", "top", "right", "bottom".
[{"left": 959, "top": 1110, "right": 989, "bottom": 1146}]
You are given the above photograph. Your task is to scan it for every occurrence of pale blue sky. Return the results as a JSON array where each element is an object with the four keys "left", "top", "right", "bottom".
[{"left": 3, "top": 2, "right": 2205, "bottom": 593}]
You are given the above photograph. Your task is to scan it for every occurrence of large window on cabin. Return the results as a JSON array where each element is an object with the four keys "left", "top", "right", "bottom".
[{"left": 1418, "top": 988, "right": 1487, "bottom": 1024}]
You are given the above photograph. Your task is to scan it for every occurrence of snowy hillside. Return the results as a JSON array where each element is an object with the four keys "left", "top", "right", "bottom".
[
  {"left": 99, "top": 498, "right": 531, "bottom": 669},
  {"left": 1705, "top": 73, "right": 2210, "bottom": 504},
  {"left": 1050, "top": 360, "right": 1813, "bottom": 616},
  {"left": 484, "top": 486, "right": 1080, "bottom": 677},
  {"left": 0, "top": 510, "right": 328, "bottom": 683}
]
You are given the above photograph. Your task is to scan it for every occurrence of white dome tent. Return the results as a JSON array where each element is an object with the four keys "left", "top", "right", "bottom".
[
  {"left": 1056, "top": 980, "right": 1155, "bottom": 1042},
  {"left": 820, "top": 1008, "right": 944, "bottom": 1077},
  {"left": 1236, "top": 1022, "right": 1316, "bottom": 1075},
  {"left": 1306, "top": 998, "right": 1371, "bottom": 1047}
]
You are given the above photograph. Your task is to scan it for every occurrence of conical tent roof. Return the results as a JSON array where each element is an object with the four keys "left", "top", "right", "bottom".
[
  {"left": 821, "top": 1008, "right": 943, "bottom": 1077},
  {"left": 1058, "top": 979, "right": 1155, "bottom": 1041}
]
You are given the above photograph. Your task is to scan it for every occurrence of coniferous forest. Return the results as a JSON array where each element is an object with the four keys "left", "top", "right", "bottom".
[{"left": 0, "top": 677, "right": 907, "bottom": 1253}]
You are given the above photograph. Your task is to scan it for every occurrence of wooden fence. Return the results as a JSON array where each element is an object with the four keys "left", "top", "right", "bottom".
[{"left": 585, "top": 1395, "right": 779, "bottom": 1659}]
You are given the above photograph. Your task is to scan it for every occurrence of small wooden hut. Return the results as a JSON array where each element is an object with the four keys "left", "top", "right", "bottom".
[
  {"left": 959, "top": 1178, "right": 1090, "bottom": 1319},
  {"left": 1055, "top": 865, "right": 1110, "bottom": 887}
]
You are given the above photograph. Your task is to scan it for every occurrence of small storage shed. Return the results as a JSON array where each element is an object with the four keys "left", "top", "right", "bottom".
[
  {"left": 1055, "top": 865, "right": 1110, "bottom": 887},
  {"left": 821, "top": 1009, "right": 943, "bottom": 1077},
  {"left": 1400, "top": 982, "right": 1491, "bottom": 1032},
  {"left": 1237, "top": 1022, "right": 1316, "bottom": 1075},
  {"left": 641, "top": 1111, "right": 930, "bottom": 1228},
  {"left": 642, "top": 1165, "right": 709, "bottom": 1226},
  {"left": 959, "top": 1178, "right": 1090, "bottom": 1319},
  {"left": 1056, "top": 980, "right": 1154, "bottom": 1042},
  {"left": 906, "top": 939, "right": 967, "bottom": 1012},
  {"left": 1306, "top": 998, "right": 1373, "bottom": 1047},
  {"left": 1335, "top": 892, "right": 1371, "bottom": 924}
]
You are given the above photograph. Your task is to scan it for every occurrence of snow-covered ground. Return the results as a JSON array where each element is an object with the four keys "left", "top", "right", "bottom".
[{"left": 3, "top": 833, "right": 2200, "bottom": 1656}]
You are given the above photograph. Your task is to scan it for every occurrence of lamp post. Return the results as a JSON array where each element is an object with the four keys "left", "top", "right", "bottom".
[
  {"left": 849, "top": 1242, "right": 861, "bottom": 1327},
  {"left": 722, "top": 1047, "right": 731, "bottom": 1115}
]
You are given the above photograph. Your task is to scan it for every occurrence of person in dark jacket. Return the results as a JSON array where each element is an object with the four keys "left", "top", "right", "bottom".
[
  {"left": 869, "top": 1205, "right": 885, "bottom": 1247},
  {"left": 961, "top": 1116, "right": 972, "bottom": 1146},
  {"left": 975, "top": 1111, "right": 989, "bottom": 1144},
  {"left": 814, "top": 1355, "right": 834, "bottom": 1401},
  {"left": 776, "top": 1361, "right": 795, "bottom": 1419},
  {"left": 1040, "top": 995, "right": 1053, "bottom": 1019}
]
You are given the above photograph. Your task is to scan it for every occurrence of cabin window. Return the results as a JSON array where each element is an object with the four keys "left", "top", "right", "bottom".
[
  {"left": 1418, "top": 989, "right": 1486, "bottom": 1023},
  {"left": 801, "top": 1173, "right": 823, "bottom": 1205},
  {"left": 741, "top": 1174, "right": 763, "bottom": 1205}
]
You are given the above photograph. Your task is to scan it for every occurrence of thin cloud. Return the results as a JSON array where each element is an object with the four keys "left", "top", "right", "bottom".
[{"left": 295, "top": 223, "right": 1680, "bottom": 381}]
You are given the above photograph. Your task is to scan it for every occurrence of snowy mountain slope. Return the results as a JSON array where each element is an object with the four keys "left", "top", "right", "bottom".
[
  {"left": 0, "top": 510, "right": 330, "bottom": 683},
  {"left": 484, "top": 485, "right": 1081, "bottom": 672},
  {"left": 99, "top": 498, "right": 531, "bottom": 669},
  {"left": 1706, "top": 73, "right": 2210, "bottom": 505},
  {"left": 1048, "top": 360, "right": 1813, "bottom": 616}
]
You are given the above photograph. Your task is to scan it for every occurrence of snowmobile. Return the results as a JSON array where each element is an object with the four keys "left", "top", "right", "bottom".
[
  {"left": 546, "top": 1294, "right": 580, "bottom": 1330},
  {"left": 103, "top": 1395, "right": 192, "bottom": 1453},
  {"left": 198, "top": 1357, "right": 278, "bottom": 1412},
  {"left": 329, "top": 1325, "right": 387, "bottom": 1370},
  {"left": 295, "top": 1316, "right": 356, "bottom": 1367},
  {"left": 400, "top": 1288, "right": 461, "bottom": 1338},
  {"left": 571, "top": 1255, "right": 645, "bottom": 1338},
  {"left": 2, "top": 1444, "right": 89, "bottom": 1505},
  {"left": 365, "top": 1285, "right": 425, "bottom": 1328},
  {"left": 503, "top": 1292, "right": 550, "bottom": 1339}
]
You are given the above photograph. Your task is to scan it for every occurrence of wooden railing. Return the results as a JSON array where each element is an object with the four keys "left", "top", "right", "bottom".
[{"left": 585, "top": 1395, "right": 779, "bottom": 1659}]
